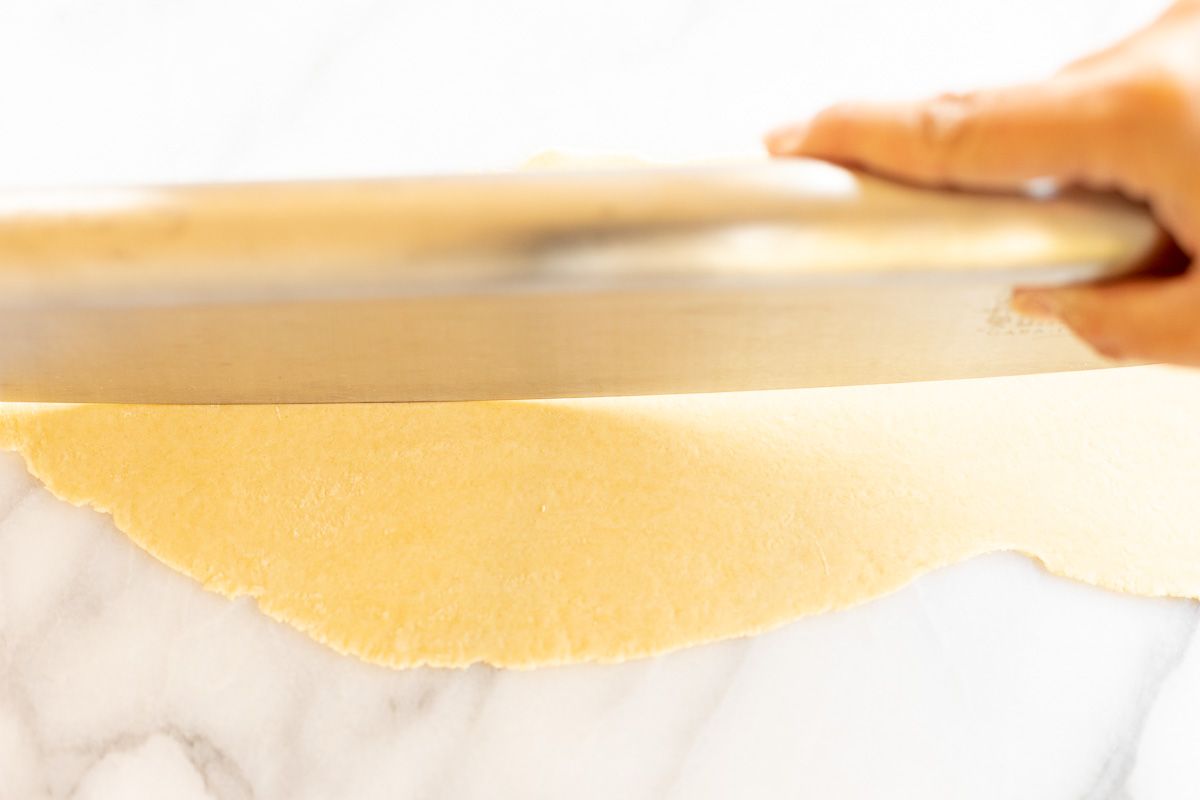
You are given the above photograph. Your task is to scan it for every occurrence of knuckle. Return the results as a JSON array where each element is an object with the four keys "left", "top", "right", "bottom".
[
  {"left": 911, "top": 93, "right": 979, "bottom": 180},
  {"left": 1109, "top": 68, "right": 1195, "bottom": 126},
  {"left": 1080, "top": 69, "right": 1199, "bottom": 191}
]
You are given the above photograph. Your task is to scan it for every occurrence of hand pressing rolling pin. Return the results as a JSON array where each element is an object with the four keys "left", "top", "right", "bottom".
[{"left": 767, "top": 0, "right": 1200, "bottom": 366}]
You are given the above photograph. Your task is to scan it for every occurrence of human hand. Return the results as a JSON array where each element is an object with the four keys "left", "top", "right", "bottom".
[{"left": 766, "top": 1, "right": 1200, "bottom": 365}]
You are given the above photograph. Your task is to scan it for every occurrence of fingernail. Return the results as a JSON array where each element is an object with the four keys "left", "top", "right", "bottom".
[
  {"left": 1011, "top": 289, "right": 1062, "bottom": 320},
  {"left": 765, "top": 126, "right": 807, "bottom": 155}
]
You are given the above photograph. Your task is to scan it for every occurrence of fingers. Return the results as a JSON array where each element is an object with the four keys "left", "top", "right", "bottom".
[
  {"left": 766, "top": 79, "right": 1119, "bottom": 191},
  {"left": 1013, "top": 270, "right": 1200, "bottom": 365}
]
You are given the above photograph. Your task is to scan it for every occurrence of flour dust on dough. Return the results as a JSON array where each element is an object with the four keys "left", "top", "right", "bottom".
[{"left": 2, "top": 365, "right": 1200, "bottom": 668}]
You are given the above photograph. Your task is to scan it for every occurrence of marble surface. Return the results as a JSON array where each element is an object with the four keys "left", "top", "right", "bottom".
[{"left": 2, "top": 0, "right": 1198, "bottom": 797}]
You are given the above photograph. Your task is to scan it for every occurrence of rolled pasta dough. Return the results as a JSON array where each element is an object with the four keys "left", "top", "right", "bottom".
[{"left": 2, "top": 365, "right": 1199, "bottom": 668}]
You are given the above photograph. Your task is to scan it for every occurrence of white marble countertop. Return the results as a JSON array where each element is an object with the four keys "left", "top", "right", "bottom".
[{"left": 2, "top": 0, "right": 1197, "bottom": 797}]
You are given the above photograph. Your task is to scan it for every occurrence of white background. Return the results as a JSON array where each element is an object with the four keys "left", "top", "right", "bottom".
[{"left": 0, "top": 0, "right": 1170, "bottom": 183}]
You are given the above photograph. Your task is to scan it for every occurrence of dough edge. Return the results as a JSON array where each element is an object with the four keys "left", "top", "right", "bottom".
[{"left": 3, "top": 366, "right": 1199, "bottom": 669}]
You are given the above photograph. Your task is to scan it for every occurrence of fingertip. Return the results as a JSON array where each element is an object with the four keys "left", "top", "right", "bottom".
[
  {"left": 1010, "top": 287, "right": 1062, "bottom": 321},
  {"left": 1012, "top": 285, "right": 1132, "bottom": 359},
  {"left": 778, "top": 100, "right": 932, "bottom": 172},
  {"left": 766, "top": 103, "right": 862, "bottom": 157},
  {"left": 1023, "top": 278, "right": 1200, "bottom": 365},
  {"left": 1029, "top": 286, "right": 1124, "bottom": 355},
  {"left": 764, "top": 124, "right": 808, "bottom": 156}
]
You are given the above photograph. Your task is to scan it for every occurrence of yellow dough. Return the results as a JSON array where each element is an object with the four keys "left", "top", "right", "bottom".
[{"left": 2, "top": 364, "right": 1200, "bottom": 668}]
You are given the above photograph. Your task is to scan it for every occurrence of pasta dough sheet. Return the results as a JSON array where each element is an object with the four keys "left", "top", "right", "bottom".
[{"left": 2, "top": 365, "right": 1199, "bottom": 668}]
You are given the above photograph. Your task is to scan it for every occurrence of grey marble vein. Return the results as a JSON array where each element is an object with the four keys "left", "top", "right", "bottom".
[{"left": 1084, "top": 605, "right": 1200, "bottom": 800}]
